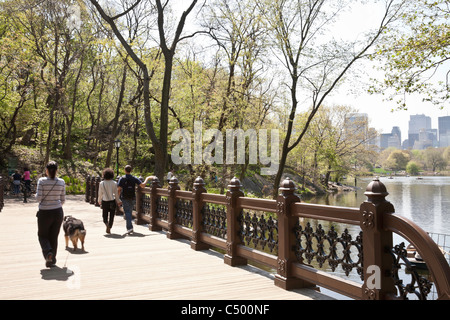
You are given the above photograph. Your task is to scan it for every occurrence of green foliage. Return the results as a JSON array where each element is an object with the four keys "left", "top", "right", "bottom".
[
  {"left": 289, "top": 105, "right": 379, "bottom": 187},
  {"left": 406, "top": 161, "right": 421, "bottom": 175},
  {"left": 385, "top": 150, "right": 410, "bottom": 171},
  {"left": 371, "top": 0, "right": 450, "bottom": 108},
  {"left": 3, "top": 0, "right": 448, "bottom": 200},
  {"left": 378, "top": 147, "right": 449, "bottom": 174},
  {"left": 425, "top": 147, "right": 448, "bottom": 171},
  {"left": 373, "top": 167, "right": 391, "bottom": 175},
  {"left": 61, "top": 175, "right": 84, "bottom": 194}
]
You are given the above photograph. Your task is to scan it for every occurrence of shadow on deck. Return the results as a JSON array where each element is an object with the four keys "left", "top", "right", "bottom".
[{"left": 0, "top": 195, "right": 332, "bottom": 301}]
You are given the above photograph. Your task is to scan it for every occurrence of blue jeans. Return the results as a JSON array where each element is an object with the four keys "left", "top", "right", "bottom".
[
  {"left": 13, "top": 181, "right": 20, "bottom": 194},
  {"left": 122, "top": 198, "right": 134, "bottom": 231}
]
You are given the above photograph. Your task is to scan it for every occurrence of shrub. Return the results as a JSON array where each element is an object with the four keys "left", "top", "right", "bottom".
[{"left": 406, "top": 161, "right": 420, "bottom": 176}]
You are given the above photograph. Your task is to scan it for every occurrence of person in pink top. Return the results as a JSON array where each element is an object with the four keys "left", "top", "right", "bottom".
[{"left": 22, "top": 167, "right": 31, "bottom": 194}]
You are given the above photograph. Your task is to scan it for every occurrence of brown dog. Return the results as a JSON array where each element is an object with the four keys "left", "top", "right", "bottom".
[{"left": 63, "top": 215, "right": 86, "bottom": 251}]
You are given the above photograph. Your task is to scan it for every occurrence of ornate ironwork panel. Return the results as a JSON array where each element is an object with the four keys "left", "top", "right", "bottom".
[
  {"left": 238, "top": 210, "right": 278, "bottom": 255},
  {"left": 293, "top": 221, "right": 364, "bottom": 280},
  {"left": 175, "top": 199, "right": 193, "bottom": 229},
  {"left": 142, "top": 194, "right": 151, "bottom": 216},
  {"left": 157, "top": 196, "right": 168, "bottom": 221},
  {"left": 389, "top": 242, "right": 433, "bottom": 300},
  {"left": 201, "top": 203, "right": 227, "bottom": 239}
]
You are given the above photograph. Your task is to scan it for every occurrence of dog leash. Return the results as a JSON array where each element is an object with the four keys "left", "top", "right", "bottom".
[{"left": 63, "top": 250, "right": 70, "bottom": 269}]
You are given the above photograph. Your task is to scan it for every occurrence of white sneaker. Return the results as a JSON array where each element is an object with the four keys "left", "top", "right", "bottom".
[{"left": 127, "top": 229, "right": 133, "bottom": 234}]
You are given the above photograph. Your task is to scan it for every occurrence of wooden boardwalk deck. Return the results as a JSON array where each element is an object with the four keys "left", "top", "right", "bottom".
[{"left": 0, "top": 195, "right": 332, "bottom": 300}]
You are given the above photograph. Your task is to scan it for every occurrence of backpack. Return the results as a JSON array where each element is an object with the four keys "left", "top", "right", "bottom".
[{"left": 121, "top": 175, "right": 137, "bottom": 199}]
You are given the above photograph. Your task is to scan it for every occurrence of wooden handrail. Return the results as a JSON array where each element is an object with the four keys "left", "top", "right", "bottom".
[
  {"left": 384, "top": 214, "right": 450, "bottom": 300},
  {"left": 237, "top": 197, "right": 277, "bottom": 213},
  {"left": 155, "top": 188, "right": 169, "bottom": 197},
  {"left": 291, "top": 202, "right": 360, "bottom": 225},
  {"left": 85, "top": 175, "right": 450, "bottom": 300},
  {"left": 201, "top": 193, "right": 226, "bottom": 205},
  {"left": 0, "top": 176, "right": 4, "bottom": 212},
  {"left": 174, "top": 190, "right": 193, "bottom": 200}
]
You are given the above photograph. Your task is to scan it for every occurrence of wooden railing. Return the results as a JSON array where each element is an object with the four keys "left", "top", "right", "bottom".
[
  {"left": 85, "top": 175, "right": 450, "bottom": 300},
  {"left": 0, "top": 176, "right": 4, "bottom": 212}
]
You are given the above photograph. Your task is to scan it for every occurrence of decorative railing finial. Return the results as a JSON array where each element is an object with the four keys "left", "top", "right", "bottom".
[
  {"left": 193, "top": 176, "right": 206, "bottom": 193},
  {"left": 227, "top": 177, "right": 242, "bottom": 190},
  {"left": 365, "top": 176, "right": 389, "bottom": 203},
  {"left": 193, "top": 176, "right": 205, "bottom": 187},
  {"left": 168, "top": 176, "right": 180, "bottom": 192},
  {"left": 279, "top": 177, "right": 296, "bottom": 196},
  {"left": 169, "top": 176, "right": 179, "bottom": 185}
]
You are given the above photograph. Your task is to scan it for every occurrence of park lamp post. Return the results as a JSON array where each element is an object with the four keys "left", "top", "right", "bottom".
[{"left": 114, "top": 138, "right": 121, "bottom": 178}]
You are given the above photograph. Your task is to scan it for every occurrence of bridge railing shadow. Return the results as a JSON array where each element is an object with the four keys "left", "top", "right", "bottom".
[{"left": 84, "top": 174, "right": 450, "bottom": 300}]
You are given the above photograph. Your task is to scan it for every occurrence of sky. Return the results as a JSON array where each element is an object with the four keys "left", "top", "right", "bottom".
[
  {"left": 328, "top": 82, "right": 450, "bottom": 138},
  {"left": 316, "top": 1, "right": 450, "bottom": 138}
]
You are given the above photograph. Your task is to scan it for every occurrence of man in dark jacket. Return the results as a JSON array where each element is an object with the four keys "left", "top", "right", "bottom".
[{"left": 117, "top": 165, "right": 156, "bottom": 233}]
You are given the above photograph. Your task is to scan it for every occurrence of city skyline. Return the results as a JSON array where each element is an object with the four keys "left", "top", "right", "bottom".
[
  {"left": 373, "top": 113, "right": 450, "bottom": 150},
  {"left": 328, "top": 85, "right": 449, "bottom": 141}
]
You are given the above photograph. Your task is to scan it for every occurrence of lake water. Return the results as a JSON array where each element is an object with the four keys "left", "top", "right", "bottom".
[
  {"left": 301, "top": 176, "right": 450, "bottom": 300},
  {"left": 304, "top": 176, "right": 450, "bottom": 235}
]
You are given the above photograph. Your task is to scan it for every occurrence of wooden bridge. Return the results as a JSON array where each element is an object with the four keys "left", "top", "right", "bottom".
[
  {"left": 0, "top": 194, "right": 329, "bottom": 301},
  {"left": 1, "top": 175, "right": 450, "bottom": 302}
]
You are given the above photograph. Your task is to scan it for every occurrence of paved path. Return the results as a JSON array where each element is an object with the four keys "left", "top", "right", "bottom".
[{"left": 0, "top": 195, "right": 333, "bottom": 300}]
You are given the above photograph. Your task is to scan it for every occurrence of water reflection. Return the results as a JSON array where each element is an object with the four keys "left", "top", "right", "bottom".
[
  {"left": 303, "top": 176, "right": 450, "bottom": 235},
  {"left": 301, "top": 176, "right": 450, "bottom": 299}
]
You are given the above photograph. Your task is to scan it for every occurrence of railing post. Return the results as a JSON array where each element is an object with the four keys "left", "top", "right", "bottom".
[
  {"left": 360, "top": 177, "right": 397, "bottom": 300},
  {"left": 167, "top": 176, "right": 181, "bottom": 239},
  {"left": 224, "top": 177, "right": 247, "bottom": 267},
  {"left": 191, "top": 176, "right": 209, "bottom": 251},
  {"left": 275, "top": 177, "right": 313, "bottom": 290},
  {"left": 0, "top": 175, "right": 3, "bottom": 212},
  {"left": 114, "top": 176, "right": 121, "bottom": 215},
  {"left": 149, "top": 177, "right": 162, "bottom": 231},
  {"left": 95, "top": 176, "right": 101, "bottom": 207},
  {"left": 85, "top": 175, "right": 90, "bottom": 202},
  {"left": 136, "top": 182, "right": 145, "bottom": 225},
  {"left": 90, "top": 176, "right": 96, "bottom": 205}
]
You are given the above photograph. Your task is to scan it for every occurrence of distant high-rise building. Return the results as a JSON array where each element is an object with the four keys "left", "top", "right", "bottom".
[
  {"left": 345, "top": 112, "right": 369, "bottom": 142},
  {"left": 379, "top": 126, "right": 401, "bottom": 150},
  {"left": 402, "top": 139, "right": 409, "bottom": 149},
  {"left": 408, "top": 114, "right": 432, "bottom": 149},
  {"left": 391, "top": 126, "right": 401, "bottom": 143},
  {"left": 439, "top": 116, "right": 450, "bottom": 147},
  {"left": 413, "top": 129, "right": 433, "bottom": 150}
]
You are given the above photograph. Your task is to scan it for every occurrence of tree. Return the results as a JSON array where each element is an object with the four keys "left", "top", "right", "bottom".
[
  {"left": 444, "top": 147, "right": 450, "bottom": 163},
  {"left": 370, "top": 0, "right": 450, "bottom": 108},
  {"left": 290, "top": 105, "right": 378, "bottom": 188},
  {"left": 257, "top": 0, "right": 408, "bottom": 198},
  {"left": 89, "top": 0, "right": 201, "bottom": 180},
  {"left": 0, "top": 7, "right": 36, "bottom": 156},
  {"left": 425, "top": 147, "right": 447, "bottom": 172},
  {"left": 201, "top": 0, "right": 274, "bottom": 189},
  {"left": 2, "top": 0, "right": 92, "bottom": 167},
  {"left": 406, "top": 161, "right": 420, "bottom": 175},
  {"left": 385, "top": 149, "right": 410, "bottom": 171}
]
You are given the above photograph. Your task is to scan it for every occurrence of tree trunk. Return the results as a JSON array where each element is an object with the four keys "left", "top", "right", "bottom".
[
  {"left": 158, "top": 53, "right": 173, "bottom": 178},
  {"left": 63, "top": 56, "right": 84, "bottom": 160},
  {"left": 44, "top": 91, "right": 58, "bottom": 168},
  {"left": 105, "top": 64, "right": 127, "bottom": 168},
  {"left": 272, "top": 76, "right": 298, "bottom": 198}
]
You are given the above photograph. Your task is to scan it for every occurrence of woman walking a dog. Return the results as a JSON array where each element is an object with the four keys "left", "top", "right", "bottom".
[
  {"left": 35, "top": 161, "right": 66, "bottom": 268},
  {"left": 97, "top": 168, "right": 120, "bottom": 234}
]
